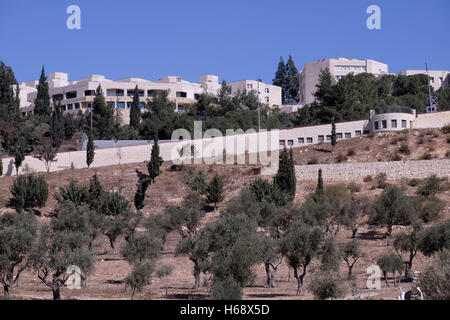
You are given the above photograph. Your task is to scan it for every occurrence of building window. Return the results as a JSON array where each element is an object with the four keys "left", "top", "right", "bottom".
[
  {"left": 107, "top": 102, "right": 115, "bottom": 109},
  {"left": 127, "top": 90, "right": 144, "bottom": 97},
  {"left": 355, "top": 130, "right": 362, "bottom": 137},
  {"left": 298, "top": 138, "right": 304, "bottom": 144},
  {"left": 127, "top": 102, "right": 133, "bottom": 109},
  {"left": 391, "top": 120, "right": 397, "bottom": 128},
  {"left": 247, "top": 84, "right": 253, "bottom": 89},
  {"left": 265, "top": 88, "right": 270, "bottom": 93},
  {"left": 85, "top": 90, "right": 94, "bottom": 96},
  {"left": 118, "top": 102, "right": 125, "bottom": 109},
  {"left": 382, "top": 120, "right": 387, "bottom": 129},
  {"left": 75, "top": 103, "right": 80, "bottom": 109},
  {"left": 52, "top": 94, "right": 63, "bottom": 102},
  {"left": 307, "top": 137, "right": 313, "bottom": 143},
  {"left": 66, "top": 91, "right": 77, "bottom": 99},
  {"left": 139, "top": 102, "right": 146, "bottom": 109},
  {"left": 374, "top": 122, "right": 379, "bottom": 130},
  {"left": 61, "top": 105, "right": 66, "bottom": 111},
  {"left": 402, "top": 120, "right": 407, "bottom": 128},
  {"left": 67, "top": 104, "right": 73, "bottom": 110},
  {"left": 326, "top": 135, "right": 332, "bottom": 141},
  {"left": 336, "top": 133, "right": 343, "bottom": 139},
  {"left": 279, "top": 140, "right": 286, "bottom": 147},
  {"left": 176, "top": 91, "right": 187, "bottom": 98},
  {"left": 345, "top": 133, "right": 351, "bottom": 139},
  {"left": 265, "top": 97, "right": 269, "bottom": 103},
  {"left": 287, "top": 140, "right": 294, "bottom": 146},
  {"left": 178, "top": 105, "right": 184, "bottom": 112},
  {"left": 363, "top": 130, "right": 370, "bottom": 135},
  {"left": 194, "top": 93, "right": 200, "bottom": 100},
  {"left": 107, "top": 89, "right": 124, "bottom": 97},
  {"left": 318, "top": 135, "right": 324, "bottom": 142}
]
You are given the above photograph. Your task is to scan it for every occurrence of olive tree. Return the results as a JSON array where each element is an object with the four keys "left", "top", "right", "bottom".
[
  {"left": 393, "top": 220, "right": 423, "bottom": 279},
  {"left": 0, "top": 211, "right": 37, "bottom": 296},
  {"left": 376, "top": 253, "right": 404, "bottom": 287}
]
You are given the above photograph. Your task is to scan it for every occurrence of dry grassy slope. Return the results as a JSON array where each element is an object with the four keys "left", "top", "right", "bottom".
[{"left": 292, "top": 128, "right": 449, "bottom": 165}]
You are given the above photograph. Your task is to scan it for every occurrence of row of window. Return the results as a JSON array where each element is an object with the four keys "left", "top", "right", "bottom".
[
  {"left": 54, "top": 90, "right": 193, "bottom": 100},
  {"left": 279, "top": 130, "right": 369, "bottom": 147},
  {"left": 335, "top": 65, "right": 367, "bottom": 71},
  {"left": 374, "top": 119, "right": 407, "bottom": 130},
  {"left": 246, "top": 84, "right": 270, "bottom": 94}
]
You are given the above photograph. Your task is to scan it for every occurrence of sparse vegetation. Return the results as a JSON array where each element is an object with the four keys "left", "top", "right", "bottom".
[{"left": 375, "top": 172, "right": 387, "bottom": 189}]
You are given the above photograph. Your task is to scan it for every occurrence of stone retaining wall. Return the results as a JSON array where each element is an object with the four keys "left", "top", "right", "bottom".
[{"left": 295, "top": 159, "right": 450, "bottom": 182}]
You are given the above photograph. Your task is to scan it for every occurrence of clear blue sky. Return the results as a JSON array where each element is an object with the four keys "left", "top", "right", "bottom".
[{"left": 1, "top": 0, "right": 449, "bottom": 84}]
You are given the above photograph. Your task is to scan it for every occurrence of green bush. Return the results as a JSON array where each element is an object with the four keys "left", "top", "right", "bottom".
[
  {"left": 417, "top": 136, "right": 425, "bottom": 145},
  {"left": 335, "top": 153, "right": 348, "bottom": 163},
  {"left": 363, "top": 175, "right": 373, "bottom": 183},
  {"left": 309, "top": 274, "right": 346, "bottom": 300},
  {"left": 399, "top": 143, "right": 411, "bottom": 155},
  {"left": 9, "top": 174, "right": 48, "bottom": 211},
  {"left": 442, "top": 125, "right": 450, "bottom": 134},
  {"left": 307, "top": 157, "right": 318, "bottom": 165},
  {"left": 408, "top": 178, "right": 422, "bottom": 187},
  {"left": 420, "top": 152, "right": 433, "bottom": 160},
  {"left": 417, "top": 197, "right": 445, "bottom": 223},
  {"left": 347, "top": 182, "right": 361, "bottom": 193},
  {"left": 418, "top": 249, "right": 450, "bottom": 300},
  {"left": 347, "top": 149, "right": 355, "bottom": 156},
  {"left": 418, "top": 175, "right": 443, "bottom": 198},
  {"left": 390, "top": 153, "right": 402, "bottom": 161},
  {"left": 375, "top": 172, "right": 387, "bottom": 189},
  {"left": 446, "top": 136, "right": 450, "bottom": 144}
]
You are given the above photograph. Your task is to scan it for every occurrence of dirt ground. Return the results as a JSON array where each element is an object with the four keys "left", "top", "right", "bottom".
[{"left": 0, "top": 131, "right": 449, "bottom": 300}]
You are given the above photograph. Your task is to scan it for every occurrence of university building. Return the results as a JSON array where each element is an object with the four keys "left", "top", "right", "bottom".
[{"left": 17, "top": 72, "right": 282, "bottom": 123}]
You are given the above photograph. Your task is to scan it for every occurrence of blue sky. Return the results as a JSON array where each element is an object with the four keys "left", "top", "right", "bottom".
[{"left": 0, "top": 0, "right": 449, "bottom": 84}]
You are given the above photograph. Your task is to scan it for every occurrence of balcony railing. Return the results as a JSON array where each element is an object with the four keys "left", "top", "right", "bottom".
[{"left": 373, "top": 106, "right": 415, "bottom": 115}]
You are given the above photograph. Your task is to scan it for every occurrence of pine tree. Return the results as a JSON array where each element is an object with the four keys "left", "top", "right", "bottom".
[
  {"left": 130, "top": 85, "right": 141, "bottom": 129},
  {"left": 274, "top": 148, "right": 296, "bottom": 201},
  {"left": 314, "top": 68, "right": 336, "bottom": 107},
  {"left": 86, "top": 133, "right": 95, "bottom": 168},
  {"left": 285, "top": 55, "right": 300, "bottom": 104},
  {"left": 147, "top": 139, "right": 163, "bottom": 183},
  {"left": 92, "top": 85, "right": 114, "bottom": 139},
  {"left": 331, "top": 117, "right": 337, "bottom": 151},
  {"left": 314, "top": 169, "right": 324, "bottom": 202},
  {"left": 207, "top": 173, "right": 224, "bottom": 210},
  {"left": 34, "top": 66, "right": 51, "bottom": 120},
  {"left": 272, "top": 57, "right": 288, "bottom": 103}
]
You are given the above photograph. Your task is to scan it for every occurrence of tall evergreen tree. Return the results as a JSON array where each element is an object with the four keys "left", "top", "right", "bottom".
[
  {"left": 273, "top": 148, "right": 296, "bottom": 201},
  {"left": 207, "top": 173, "right": 224, "bottom": 210},
  {"left": 285, "top": 55, "right": 300, "bottom": 104},
  {"left": 14, "top": 145, "right": 24, "bottom": 176},
  {"left": 86, "top": 133, "right": 95, "bottom": 168},
  {"left": 0, "top": 157, "right": 3, "bottom": 177},
  {"left": 92, "top": 85, "right": 114, "bottom": 139},
  {"left": 314, "top": 169, "right": 324, "bottom": 202},
  {"left": 314, "top": 68, "right": 336, "bottom": 107},
  {"left": 0, "top": 61, "right": 20, "bottom": 122},
  {"left": 147, "top": 139, "right": 163, "bottom": 183},
  {"left": 34, "top": 66, "right": 51, "bottom": 120},
  {"left": 272, "top": 57, "right": 288, "bottom": 103},
  {"left": 134, "top": 177, "right": 151, "bottom": 210},
  {"left": 50, "top": 101, "right": 64, "bottom": 148},
  {"left": 331, "top": 117, "right": 337, "bottom": 151},
  {"left": 130, "top": 85, "right": 141, "bottom": 129}
]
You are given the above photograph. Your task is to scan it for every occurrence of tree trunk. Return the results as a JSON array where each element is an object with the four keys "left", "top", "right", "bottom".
[
  {"left": 383, "top": 271, "right": 389, "bottom": 287},
  {"left": 109, "top": 238, "right": 117, "bottom": 254},
  {"left": 348, "top": 266, "right": 354, "bottom": 280},
  {"left": 52, "top": 287, "right": 61, "bottom": 300},
  {"left": 386, "top": 225, "right": 393, "bottom": 237},
  {"left": 352, "top": 227, "right": 358, "bottom": 239},
  {"left": 193, "top": 262, "right": 201, "bottom": 290},
  {"left": 3, "top": 285, "right": 9, "bottom": 296},
  {"left": 265, "top": 263, "right": 277, "bottom": 288},
  {"left": 293, "top": 267, "right": 304, "bottom": 295}
]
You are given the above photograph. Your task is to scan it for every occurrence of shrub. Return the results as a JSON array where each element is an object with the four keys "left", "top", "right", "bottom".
[
  {"left": 399, "top": 143, "right": 411, "bottom": 155},
  {"left": 363, "top": 175, "right": 373, "bottom": 183},
  {"left": 347, "top": 149, "right": 355, "bottom": 157},
  {"left": 390, "top": 153, "right": 402, "bottom": 161},
  {"left": 442, "top": 125, "right": 450, "bottom": 134},
  {"left": 9, "top": 174, "right": 49, "bottom": 211},
  {"left": 309, "top": 274, "right": 346, "bottom": 300},
  {"left": 335, "top": 154, "right": 347, "bottom": 163},
  {"left": 417, "top": 136, "right": 425, "bottom": 145},
  {"left": 377, "top": 253, "right": 404, "bottom": 286},
  {"left": 307, "top": 157, "right": 318, "bottom": 165},
  {"left": 375, "top": 172, "right": 387, "bottom": 189},
  {"left": 364, "top": 145, "right": 370, "bottom": 151},
  {"left": 418, "top": 220, "right": 450, "bottom": 256},
  {"left": 446, "top": 151, "right": 450, "bottom": 159},
  {"left": 417, "top": 197, "right": 445, "bottom": 223},
  {"left": 347, "top": 182, "right": 361, "bottom": 193},
  {"left": 408, "top": 178, "right": 422, "bottom": 187},
  {"left": 418, "top": 249, "right": 450, "bottom": 300},
  {"left": 446, "top": 136, "right": 450, "bottom": 144},
  {"left": 420, "top": 152, "right": 433, "bottom": 160},
  {"left": 418, "top": 175, "right": 443, "bottom": 198}
]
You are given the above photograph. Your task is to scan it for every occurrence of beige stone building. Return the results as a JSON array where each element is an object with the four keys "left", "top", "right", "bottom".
[
  {"left": 398, "top": 69, "right": 450, "bottom": 91},
  {"left": 17, "top": 72, "right": 281, "bottom": 123},
  {"left": 299, "top": 58, "right": 388, "bottom": 105}
]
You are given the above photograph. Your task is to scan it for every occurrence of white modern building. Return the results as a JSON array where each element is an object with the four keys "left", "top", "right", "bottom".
[
  {"left": 398, "top": 69, "right": 450, "bottom": 91},
  {"left": 299, "top": 58, "right": 389, "bottom": 105},
  {"left": 17, "top": 72, "right": 282, "bottom": 123}
]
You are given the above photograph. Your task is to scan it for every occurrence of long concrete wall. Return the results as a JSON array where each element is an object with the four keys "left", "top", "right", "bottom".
[{"left": 295, "top": 159, "right": 450, "bottom": 182}]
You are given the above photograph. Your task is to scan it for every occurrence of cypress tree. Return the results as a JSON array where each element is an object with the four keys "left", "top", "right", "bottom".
[
  {"left": 86, "top": 133, "right": 95, "bottom": 168},
  {"left": 50, "top": 101, "right": 64, "bottom": 148},
  {"left": 34, "top": 66, "right": 51, "bottom": 120},
  {"left": 314, "top": 169, "right": 324, "bottom": 202},
  {"left": 92, "top": 85, "right": 114, "bottom": 139},
  {"left": 147, "top": 139, "right": 163, "bottom": 183},
  {"left": 134, "top": 177, "right": 151, "bottom": 210},
  {"left": 0, "top": 156, "right": 3, "bottom": 176},
  {"left": 272, "top": 57, "right": 288, "bottom": 103},
  {"left": 274, "top": 148, "right": 296, "bottom": 201},
  {"left": 130, "top": 85, "right": 141, "bottom": 129},
  {"left": 207, "top": 173, "right": 224, "bottom": 210},
  {"left": 14, "top": 145, "right": 24, "bottom": 176},
  {"left": 285, "top": 55, "right": 300, "bottom": 104},
  {"left": 331, "top": 117, "right": 337, "bottom": 151}
]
